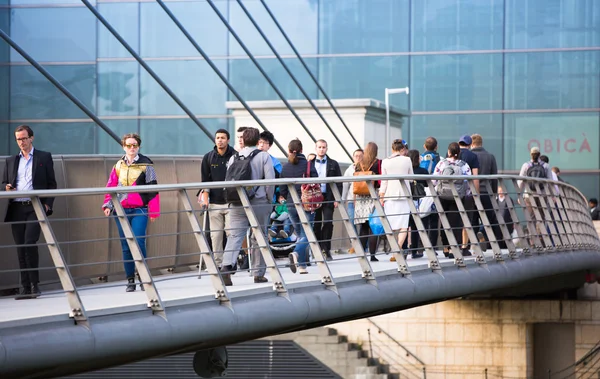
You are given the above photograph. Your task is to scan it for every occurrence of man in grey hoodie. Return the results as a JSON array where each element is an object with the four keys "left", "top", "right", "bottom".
[{"left": 220, "top": 128, "right": 275, "bottom": 286}]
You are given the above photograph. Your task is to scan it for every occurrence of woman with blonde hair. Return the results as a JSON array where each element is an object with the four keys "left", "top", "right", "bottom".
[
  {"left": 379, "top": 139, "right": 413, "bottom": 260},
  {"left": 353, "top": 142, "right": 382, "bottom": 261}
]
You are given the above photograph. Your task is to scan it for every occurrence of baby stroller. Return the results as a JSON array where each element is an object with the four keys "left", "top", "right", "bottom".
[{"left": 267, "top": 192, "right": 297, "bottom": 258}]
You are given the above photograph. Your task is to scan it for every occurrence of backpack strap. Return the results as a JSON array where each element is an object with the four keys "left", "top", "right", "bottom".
[{"left": 305, "top": 160, "right": 311, "bottom": 178}]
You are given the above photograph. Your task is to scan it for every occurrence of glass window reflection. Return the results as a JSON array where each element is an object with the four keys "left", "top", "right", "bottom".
[
  {"left": 98, "top": 2, "right": 139, "bottom": 58},
  {"left": 412, "top": 0, "right": 503, "bottom": 51},
  {"left": 229, "top": 58, "right": 317, "bottom": 101},
  {"left": 10, "top": 7, "right": 96, "bottom": 62},
  {"left": 319, "top": 0, "right": 409, "bottom": 54},
  {"left": 319, "top": 56, "right": 409, "bottom": 109},
  {"left": 9, "top": 122, "right": 96, "bottom": 155},
  {"left": 98, "top": 62, "right": 139, "bottom": 117},
  {"left": 504, "top": 51, "right": 600, "bottom": 110},
  {"left": 98, "top": 119, "right": 139, "bottom": 155},
  {"left": 229, "top": 0, "right": 318, "bottom": 56},
  {"left": 506, "top": 0, "right": 600, "bottom": 49},
  {"left": 140, "top": 59, "right": 227, "bottom": 116},
  {"left": 411, "top": 54, "right": 503, "bottom": 112},
  {"left": 11, "top": 65, "right": 96, "bottom": 120},
  {"left": 141, "top": 118, "right": 228, "bottom": 155},
  {"left": 140, "top": 2, "right": 227, "bottom": 58}
]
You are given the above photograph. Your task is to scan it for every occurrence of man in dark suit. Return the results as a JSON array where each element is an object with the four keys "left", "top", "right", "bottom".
[
  {"left": 590, "top": 198, "right": 600, "bottom": 221},
  {"left": 310, "top": 139, "right": 342, "bottom": 261},
  {"left": 2, "top": 125, "right": 56, "bottom": 299}
]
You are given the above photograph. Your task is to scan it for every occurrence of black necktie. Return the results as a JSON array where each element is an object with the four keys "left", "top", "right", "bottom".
[{"left": 316, "top": 159, "right": 326, "bottom": 164}]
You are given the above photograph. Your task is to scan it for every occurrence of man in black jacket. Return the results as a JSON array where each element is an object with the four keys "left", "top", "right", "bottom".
[
  {"left": 309, "top": 139, "right": 342, "bottom": 261},
  {"left": 2, "top": 125, "right": 57, "bottom": 299},
  {"left": 198, "top": 129, "right": 235, "bottom": 267}
]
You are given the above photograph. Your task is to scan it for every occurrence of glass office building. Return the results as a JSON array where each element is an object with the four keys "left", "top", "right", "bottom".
[{"left": 0, "top": 0, "right": 599, "bottom": 196}]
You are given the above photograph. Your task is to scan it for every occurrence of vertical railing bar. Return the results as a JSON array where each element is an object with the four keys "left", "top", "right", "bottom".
[
  {"left": 369, "top": 182, "right": 412, "bottom": 276},
  {"left": 451, "top": 181, "right": 487, "bottom": 266},
  {"left": 236, "top": 187, "right": 290, "bottom": 299},
  {"left": 497, "top": 179, "right": 528, "bottom": 256},
  {"left": 399, "top": 179, "right": 441, "bottom": 271},
  {"left": 511, "top": 178, "right": 544, "bottom": 253},
  {"left": 531, "top": 183, "right": 557, "bottom": 251},
  {"left": 561, "top": 186, "right": 587, "bottom": 247},
  {"left": 549, "top": 184, "right": 576, "bottom": 249},
  {"left": 31, "top": 196, "right": 89, "bottom": 326},
  {"left": 235, "top": 0, "right": 353, "bottom": 160},
  {"left": 484, "top": 181, "right": 518, "bottom": 259},
  {"left": 542, "top": 183, "right": 568, "bottom": 249},
  {"left": 468, "top": 180, "right": 504, "bottom": 262},
  {"left": 81, "top": 0, "right": 214, "bottom": 141},
  {"left": 425, "top": 181, "right": 466, "bottom": 267},
  {"left": 329, "top": 182, "right": 377, "bottom": 285},
  {"left": 111, "top": 194, "right": 165, "bottom": 317},
  {"left": 287, "top": 184, "right": 338, "bottom": 292},
  {"left": 177, "top": 190, "right": 231, "bottom": 307},
  {"left": 205, "top": 0, "right": 319, "bottom": 144},
  {"left": 155, "top": 0, "right": 287, "bottom": 157}
]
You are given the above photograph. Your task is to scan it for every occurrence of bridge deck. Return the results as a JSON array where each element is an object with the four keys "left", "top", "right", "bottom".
[{"left": 0, "top": 250, "right": 510, "bottom": 329}]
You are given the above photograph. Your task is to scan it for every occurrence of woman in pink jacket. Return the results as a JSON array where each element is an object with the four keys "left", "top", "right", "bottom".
[{"left": 102, "top": 133, "right": 160, "bottom": 292}]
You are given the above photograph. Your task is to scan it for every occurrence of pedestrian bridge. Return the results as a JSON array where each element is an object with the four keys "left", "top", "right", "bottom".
[{"left": 0, "top": 173, "right": 599, "bottom": 378}]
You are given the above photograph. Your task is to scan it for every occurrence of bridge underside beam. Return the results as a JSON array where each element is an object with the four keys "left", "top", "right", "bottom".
[{"left": 1, "top": 250, "right": 599, "bottom": 378}]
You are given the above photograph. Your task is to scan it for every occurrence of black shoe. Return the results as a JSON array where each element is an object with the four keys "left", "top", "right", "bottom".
[
  {"left": 462, "top": 248, "right": 472, "bottom": 257},
  {"left": 126, "top": 277, "right": 136, "bottom": 292},
  {"left": 31, "top": 284, "right": 40, "bottom": 298},
  {"left": 412, "top": 252, "right": 424, "bottom": 259},
  {"left": 324, "top": 251, "right": 333, "bottom": 261},
  {"left": 15, "top": 286, "right": 32, "bottom": 300},
  {"left": 239, "top": 254, "right": 249, "bottom": 270},
  {"left": 370, "top": 256, "right": 379, "bottom": 262},
  {"left": 448, "top": 253, "right": 455, "bottom": 259},
  {"left": 220, "top": 265, "right": 233, "bottom": 286},
  {"left": 136, "top": 273, "right": 145, "bottom": 292},
  {"left": 230, "top": 261, "right": 237, "bottom": 275},
  {"left": 254, "top": 276, "right": 268, "bottom": 283},
  {"left": 477, "top": 232, "right": 488, "bottom": 252}
]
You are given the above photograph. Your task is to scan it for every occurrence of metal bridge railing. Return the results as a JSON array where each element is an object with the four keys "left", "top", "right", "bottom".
[{"left": 0, "top": 174, "right": 598, "bottom": 327}]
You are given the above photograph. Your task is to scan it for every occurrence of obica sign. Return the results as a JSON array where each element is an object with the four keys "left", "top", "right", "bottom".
[{"left": 515, "top": 115, "right": 599, "bottom": 170}]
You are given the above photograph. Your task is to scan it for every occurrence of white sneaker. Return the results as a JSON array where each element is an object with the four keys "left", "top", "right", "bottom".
[
  {"left": 278, "top": 230, "right": 289, "bottom": 239},
  {"left": 299, "top": 267, "right": 308, "bottom": 274},
  {"left": 288, "top": 252, "right": 298, "bottom": 273},
  {"left": 268, "top": 229, "right": 277, "bottom": 238}
]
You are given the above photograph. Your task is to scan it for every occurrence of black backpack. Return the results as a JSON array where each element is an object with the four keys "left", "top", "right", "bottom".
[
  {"left": 526, "top": 161, "right": 547, "bottom": 191},
  {"left": 224, "top": 149, "right": 262, "bottom": 204}
]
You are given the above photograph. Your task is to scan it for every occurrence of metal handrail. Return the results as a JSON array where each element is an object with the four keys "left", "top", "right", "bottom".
[{"left": 366, "top": 317, "right": 425, "bottom": 366}]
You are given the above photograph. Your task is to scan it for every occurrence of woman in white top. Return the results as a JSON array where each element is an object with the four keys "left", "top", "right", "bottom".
[
  {"left": 342, "top": 149, "right": 364, "bottom": 254},
  {"left": 379, "top": 139, "right": 413, "bottom": 256}
]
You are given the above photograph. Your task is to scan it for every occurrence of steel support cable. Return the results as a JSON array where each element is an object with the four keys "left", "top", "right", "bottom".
[
  {"left": 80, "top": 0, "right": 214, "bottom": 141},
  {"left": 257, "top": 0, "right": 361, "bottom": 151},
  {"left": 204, "top": 0, "right": 318, "bottom": 144},
  {"left": 155, "top": 0, "right": 287, "bottom": 157},
  {"left": 236, "top": 0, "right": 352, "bottom": 160},
  {"left": 0, "top": 29, "right": 121, "bottom": 144}
]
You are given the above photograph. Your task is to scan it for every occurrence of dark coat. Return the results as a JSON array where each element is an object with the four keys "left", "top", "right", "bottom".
[
  {"left": 2, "top": 149, "right": 57, "bottom": 221},
  {"left": 279, "top": 154, "right": 318, "bottom": 201}
]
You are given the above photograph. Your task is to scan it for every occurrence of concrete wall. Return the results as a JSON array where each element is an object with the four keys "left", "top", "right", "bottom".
[{"left": 330, "top": 299, "right": 600, "bottom": 378}]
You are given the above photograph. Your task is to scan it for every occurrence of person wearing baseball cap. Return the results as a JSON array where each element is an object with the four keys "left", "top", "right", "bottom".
[{"left": 457, "top": 134, "right": 480, "bottom": 255}]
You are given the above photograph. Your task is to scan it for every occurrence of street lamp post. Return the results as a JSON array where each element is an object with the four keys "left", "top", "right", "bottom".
[{"left": 385, "top": 87, "right": 410, "bottom": 157}]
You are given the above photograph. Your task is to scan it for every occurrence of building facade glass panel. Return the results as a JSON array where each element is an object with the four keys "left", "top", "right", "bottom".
[
  {"left": 10, "top": 7, "right": 96, "bottom": 62},
  {"left": 229, "top": 0, "right": 318, "bottom": 56},
  {"left": 98, "top": 2, "right": 140, "bottom": 59},
  {"left": 319, "top": 56, "right": 409, "bottom": 110},
  {"left": 10, "top": 65, "right": 96, "bottom": 120},
  {"left": 97, "top": 62, "right": 139, "bottom": 117},
  {"left": 319, "top": 0, "right": 409, "bottom": 54},
  {"left": 411, "top": 54, "right": 503, "bottom": 112},
  {"left": 97, "top": 119, "right": 139, "bottom": 155},
  {"left": 8, "top": 122, "right": 96, "bottom": 155},
  {"left": 140, "top": 60, "right": 227, "bottom": 116},
  {"left": 506, "top": 0, "right": 600, "bottom": 49},
  {"left": 229, "top": 57, "right": 318, "bottom": 101},
  {"left": 504, "top": 51, "right": 600, "bottom": 110},
  {"left": 140, "top": 2, "right": 228, "bottom": 58},
  {"left": 412, "top": 0, "right": 504, "bottom": 51}
]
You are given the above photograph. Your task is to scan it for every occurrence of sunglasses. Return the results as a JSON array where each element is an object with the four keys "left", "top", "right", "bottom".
[{"left": 124, "top": 144, "right": 139, "bottom": 148}]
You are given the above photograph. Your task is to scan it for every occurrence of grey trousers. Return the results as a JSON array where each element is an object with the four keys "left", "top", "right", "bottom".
[
  {"left": 208, "top": 203, "right": 230, "bottom": 266},
  {"left": 222, "top": 198, "right": 272, "bottom": 277}
]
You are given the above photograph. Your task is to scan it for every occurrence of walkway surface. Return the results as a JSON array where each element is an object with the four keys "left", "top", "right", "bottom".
[{"left": 0, "top": 249, "right": 513, "bottom": 328}]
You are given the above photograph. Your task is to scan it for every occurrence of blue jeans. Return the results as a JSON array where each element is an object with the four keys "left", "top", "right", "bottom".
[
  {"left": 114, "top": 208, "right": 149, "bottom": 278},
  {"left": 288, "top": 206, "right": 316, "bottom": 267},
  {"left": 347, "top": 201, "right": 356, "bottom": 231}
]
